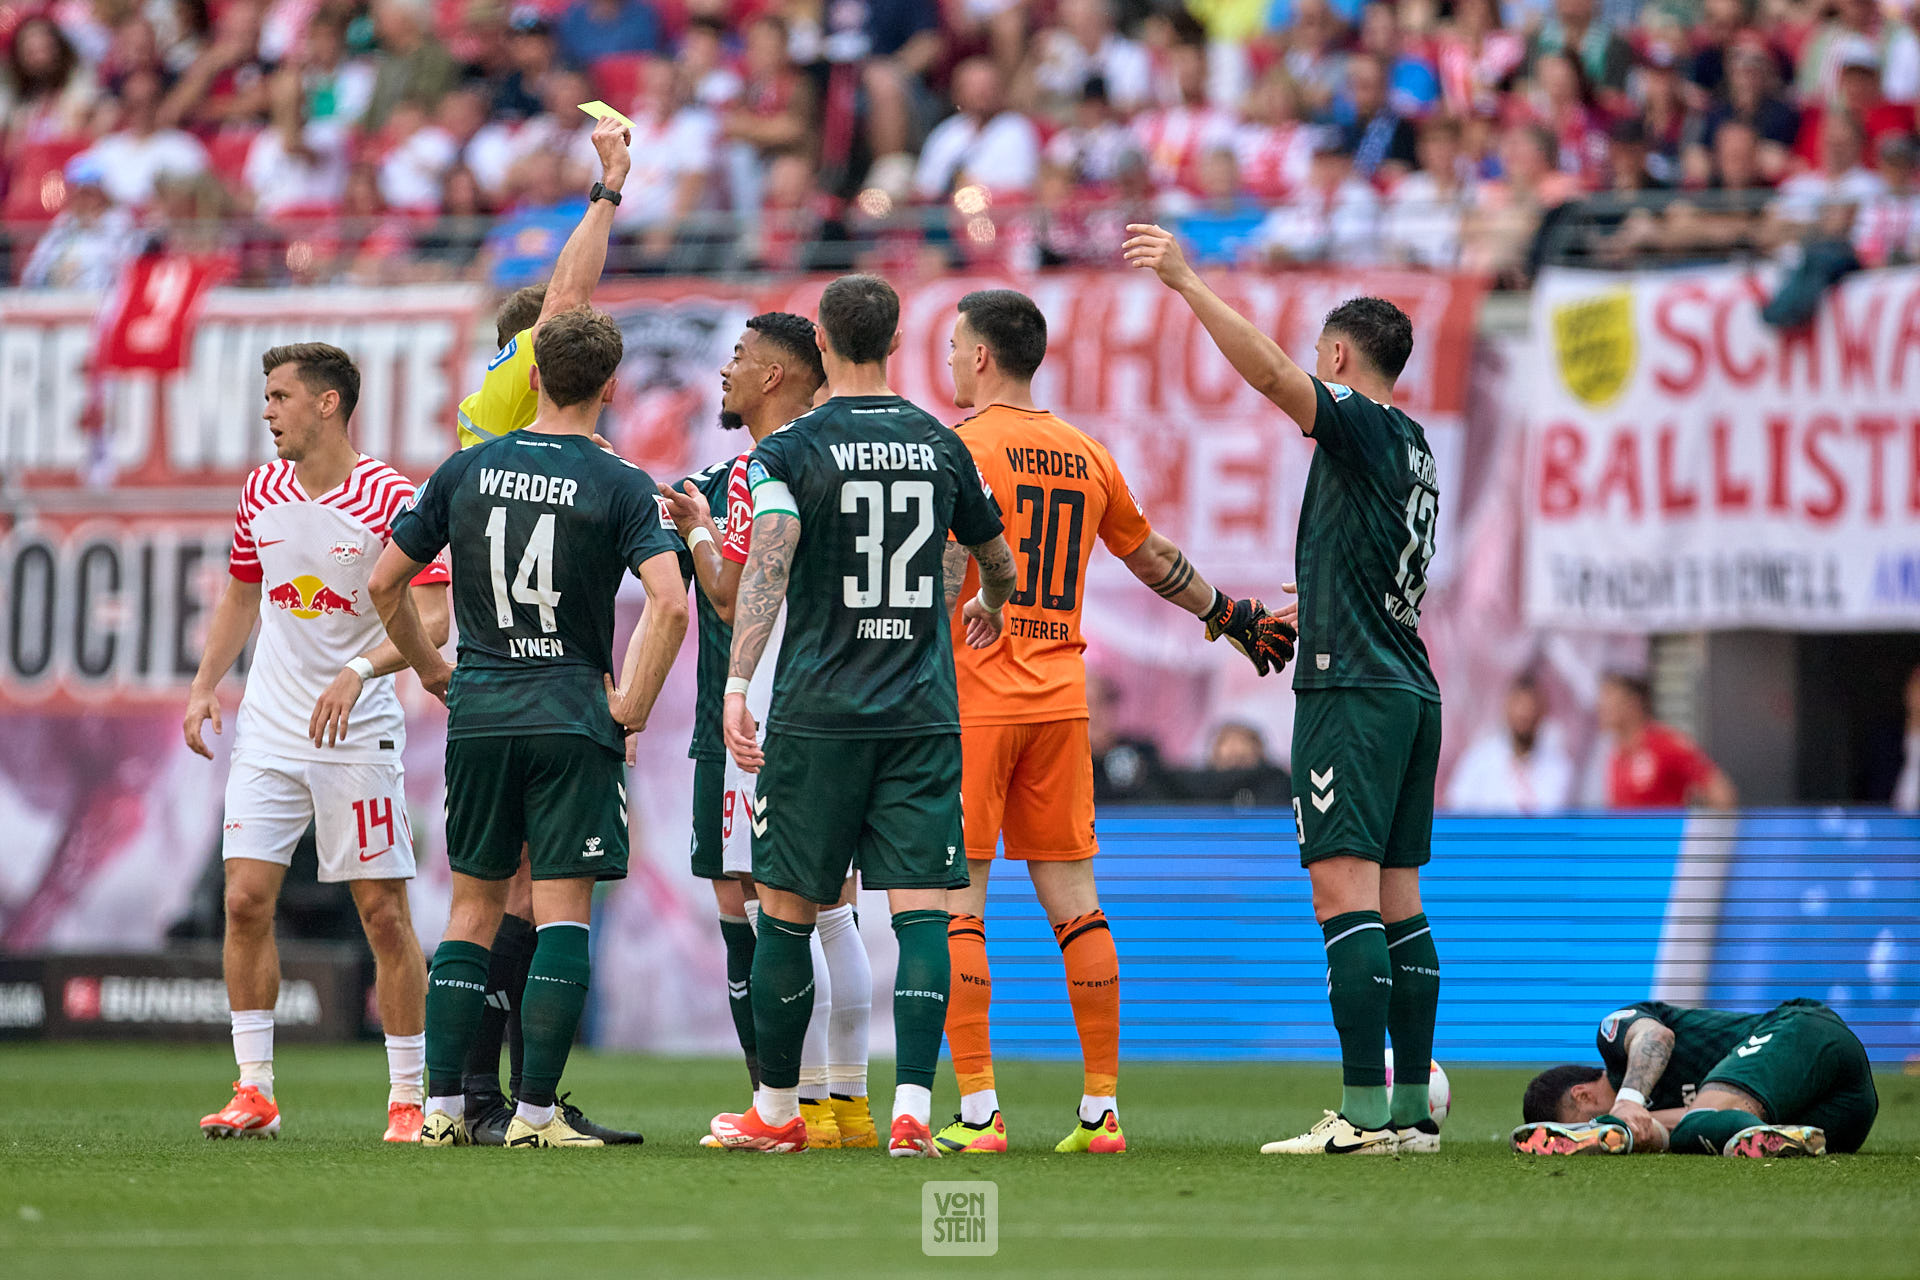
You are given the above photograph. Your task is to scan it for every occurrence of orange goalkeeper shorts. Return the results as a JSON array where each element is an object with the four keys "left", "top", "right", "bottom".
[{"left": 960, "top": 718, "right": 1098, "bottom": 861}]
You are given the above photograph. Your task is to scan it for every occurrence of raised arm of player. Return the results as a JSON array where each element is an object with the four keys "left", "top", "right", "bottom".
[
  {"left": 1122, "top": 224, "right": 1320, "bottom": 435},
  {"left": 1610, "top": 1018, "right": 1677, "bottom": 1150},
  {"left": 183, "top": 575, "right": 263, "bottom": 759},
  {"left": 722, "top": 510, "right": 799, "bottom": 773},
  {"left": 661, "top": 480, "right": 742, "bottom": 624},
  {"left": 308, "top": 583, "right": 451, "bottom": 748},
  {"left": 534, "top": 117, "right": 632, "bottom": 330},
  {"left": 368, "top": 543, "right": 454, "bottom": 704},
  {"left": 959, "top": 534, "right": 1017, "bottom": 648}
]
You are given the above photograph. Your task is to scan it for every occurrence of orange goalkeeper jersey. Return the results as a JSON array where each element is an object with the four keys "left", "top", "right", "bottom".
[{"left": 951, "top": 404, "right": 1151, "bottom": 725}]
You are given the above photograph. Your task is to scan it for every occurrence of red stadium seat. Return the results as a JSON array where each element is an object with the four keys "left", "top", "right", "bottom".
[{"left": 3, "top": 136, "right": 90, "bottom": 223}]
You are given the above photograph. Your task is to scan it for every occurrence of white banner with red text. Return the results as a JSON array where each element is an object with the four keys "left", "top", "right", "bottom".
[{"left": 1527, "top": 264, "right": 1920, "bottom": 632}]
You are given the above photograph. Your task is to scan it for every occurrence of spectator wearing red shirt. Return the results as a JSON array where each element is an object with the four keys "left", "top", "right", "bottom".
[
  {"left": 1793, "top": 41, "right": 1916, "bottom": 170},
  {"left": 1597, "top": 673, "right": 1738, "bottom": 810}
]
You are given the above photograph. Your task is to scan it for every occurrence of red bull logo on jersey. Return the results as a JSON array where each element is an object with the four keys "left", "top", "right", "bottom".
[{"left": 266, "top": 575, "right": 360, "bottom": 619}]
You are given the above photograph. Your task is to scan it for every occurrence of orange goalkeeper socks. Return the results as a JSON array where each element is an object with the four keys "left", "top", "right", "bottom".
[
  {"left": 945, "top": 913, "right": 994, "bottom": 1097},
  {"left": 1053, "top": 909, "right": 1119, "bottom": 1099}
]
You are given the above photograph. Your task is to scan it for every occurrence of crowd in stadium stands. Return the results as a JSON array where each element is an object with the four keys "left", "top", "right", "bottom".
[{"left": 4, "top": 0, "right": 1920, "bottom": 285}]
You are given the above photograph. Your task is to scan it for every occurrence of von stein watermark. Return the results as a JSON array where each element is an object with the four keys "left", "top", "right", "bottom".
[{"left": 922, "top": 1181, "right": 997, "bottom": 1256}]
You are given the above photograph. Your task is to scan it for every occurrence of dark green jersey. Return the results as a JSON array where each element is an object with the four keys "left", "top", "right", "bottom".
[
  {"left": 684, "top": 456, "right": 739, "bottom": 762},
  {"left": 1596, "top": 1001, "right": 1770, "bottom": 1111},
  {"left": 1293, "top": 378, "right": 1440, "bottom": 701},
  {"left": 391, "top": 430, "right": 681, "bottom": 752},
  {"left": 748, "top": 395, "right": 1003, "bottom": 738}
]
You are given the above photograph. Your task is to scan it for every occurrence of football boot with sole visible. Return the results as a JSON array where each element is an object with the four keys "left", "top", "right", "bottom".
[
  {"left": 200, "top": 1083, "right": 280, "bottom": 1140},
  {"left": 1724, "top": 1124, "right": 1825, "bottom": 1159},
  {"left": 1510, "top": 1119, "right": 1632, "bottom": 1156}
]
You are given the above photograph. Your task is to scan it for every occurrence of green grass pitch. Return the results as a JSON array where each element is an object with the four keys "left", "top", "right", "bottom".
[{"left": 3, "top": 1044, "right": 1917, "bottom": 1280}]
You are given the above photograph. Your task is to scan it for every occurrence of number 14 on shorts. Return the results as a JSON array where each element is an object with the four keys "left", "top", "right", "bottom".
[{"left": 353, "top": 797, "right": 397, "bottom": 857}]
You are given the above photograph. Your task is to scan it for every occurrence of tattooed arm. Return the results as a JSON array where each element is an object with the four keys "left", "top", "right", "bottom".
[
  {"left": 958, "top": 533, "right": 1016, "bottom": 649},
  {"left": 722, "top": 510, "right": 799, "bottom": 772},
  {"left": 1119, "top": 531, "right": 1218, "bottom": 616},
  {"left": 1610, "top": 1019, "right": 1677, "bottom": 1150},
  {"left": 943, "top": 540, "right": 972, "bottom": 613}
]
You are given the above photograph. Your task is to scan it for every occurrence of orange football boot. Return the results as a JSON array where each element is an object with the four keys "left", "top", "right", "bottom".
[
  {"left": 200, "top": 1082, "right": 280, "bottom": 1139},
  {"left": 888, "top": 1114, "right": 943, "bottom": 1158},
  {"left": 710, "top": 1106, "right": 808, "bottom": 1152},
  {"left": 383, "top": 1102, "right": 424, "bottom": 1143}
]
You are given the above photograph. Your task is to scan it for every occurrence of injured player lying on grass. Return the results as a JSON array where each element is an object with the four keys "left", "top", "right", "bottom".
[{"left": 1511, "top": 998, "right": 1879, "bottom": 1158}]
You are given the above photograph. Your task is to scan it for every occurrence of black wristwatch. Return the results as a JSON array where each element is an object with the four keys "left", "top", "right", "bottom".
[{"left": 589, "top": 181, "right": 621, "bottom": 206}]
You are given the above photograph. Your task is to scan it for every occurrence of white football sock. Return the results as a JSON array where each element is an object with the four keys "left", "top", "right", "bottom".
[
  {"left": 817, "top": 902, "right": 871, "bottom": 1098},
  {"left": 755, "top": 1085, "right": 800, "bottom": 1127},
  {"left": 960, "top": 1088, "right": 999, "bottom": 1125},
  {"left": 385, "top": 1032, "right": 425, "bottom": 1106},
  {"left": 742, "top": 899, "right": 760, "bottom": 936},
  {"left": 798, "top": 928, "right": 832, "bottom": 1102},
  {"left": 427, "top": 1094, "right": 463, "bottom": 1118},
  {"left": 892, "top": 1083, "right": 932, "bottom": 1126},
  {"left": 1079, "top": 1094, "right": 1118, "bottom": 1124},
  {"left": 515, "top": 1100, "right": 555, "bottom": 1127},
  {"left": 231, "top": 1009, "right": 275, "bottom": 1098}
]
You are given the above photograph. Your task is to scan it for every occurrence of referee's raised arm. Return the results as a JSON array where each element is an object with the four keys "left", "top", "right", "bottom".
[
  {"left": 533, "top": 115, "right": 634, "bottom": 333},
  {"left": 1121, "top": 223, "right": 1319, "bottom": 435}
]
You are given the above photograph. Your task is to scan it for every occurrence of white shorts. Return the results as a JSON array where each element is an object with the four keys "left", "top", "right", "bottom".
[
  {"left": 720, "top": 757, "right": 757, "bottom": 877},
  {"left": 222, "top": 752, "right": 416, "bottom": 882}
]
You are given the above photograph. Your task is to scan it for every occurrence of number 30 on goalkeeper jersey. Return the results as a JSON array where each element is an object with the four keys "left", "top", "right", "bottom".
[{"left": 228, "top": 454, "right": 449, "bottom": 763}]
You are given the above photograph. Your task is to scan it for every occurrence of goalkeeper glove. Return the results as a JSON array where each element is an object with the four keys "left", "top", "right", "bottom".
[{"left": 1203, "top": 590, "right": 1297, "bottom": 677}]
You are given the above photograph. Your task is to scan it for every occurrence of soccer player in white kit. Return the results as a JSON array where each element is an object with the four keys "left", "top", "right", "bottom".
[{"left": 183, "top": 343, "right": 451, "bottom": 1143}]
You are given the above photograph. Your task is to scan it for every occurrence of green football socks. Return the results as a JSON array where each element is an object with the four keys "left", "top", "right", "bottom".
[
  {"left": 890, "top": 909, "right": 952, "bottom": 1091},
  {"left": 1669, "top": 1109, "right": 1755, "bottom": 1155},
  {"left": 424, "top": 939, "right": 490, "bottom": 1100},
  {"left": 516, "top": 922, "right": 591, "bottom": 1109},
  {"left": 1322, "top": 911, "right": 1392, "bottom": 1130},
  {"left": 718, "top": 913, "right": 760, "bottom": 1088},
  {"left": 1385, "top": 913, "right": 1440, "bottom": 1128},
  {"left": 462, "top": 911, "right": 534, "bottom": 1097},
  {"left": 751, "top": 914, "right": 817, "bottom": 1091}
]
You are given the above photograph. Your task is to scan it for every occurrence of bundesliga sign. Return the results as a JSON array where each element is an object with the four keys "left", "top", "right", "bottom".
[{"left": 1526, "top": 264, "right": 1920, "bottom": 631}]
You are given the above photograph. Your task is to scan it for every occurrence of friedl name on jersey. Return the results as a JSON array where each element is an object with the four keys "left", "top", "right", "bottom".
[
  {"left": 509, "top": 636, "right": 566, "bottom": 658},
  {"left": 478, "top": 468, "right": 579, "bottom": 506},
  {"left": 857, "top": 616, "right": 915, "bottom": 640},
  {"left": 1005, "top": 447, "right": 1089, "bottom": 479},
  {"left": 828, "top": 441, "right": 936, "bottom": 471}
]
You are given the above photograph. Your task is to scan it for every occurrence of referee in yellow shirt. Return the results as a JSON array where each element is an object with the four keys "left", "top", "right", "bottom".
[{"left": 453, "top": 115, "right": 645, "bottom": 1146}]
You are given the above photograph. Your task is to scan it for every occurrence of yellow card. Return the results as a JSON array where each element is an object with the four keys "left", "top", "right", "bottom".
[{"left": 578, "top": 100, "right": 636, "bottom": 128}]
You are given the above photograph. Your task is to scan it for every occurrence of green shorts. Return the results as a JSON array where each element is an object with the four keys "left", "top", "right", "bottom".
[
  {"left": 753, "top": 731, "right": 966, "bottom": 905},
  {"left": 689, "top": 755, "right": 727, "bottom": 881},
  {"left": 445, "top": 733, "right": 629, "bottom": 883},
  {"left": 1702, "top": 999, "right": 1879, "bottom": 1153},
  {"left": 1291, "top": 687, "right": 1441, "bottom": 869}
]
